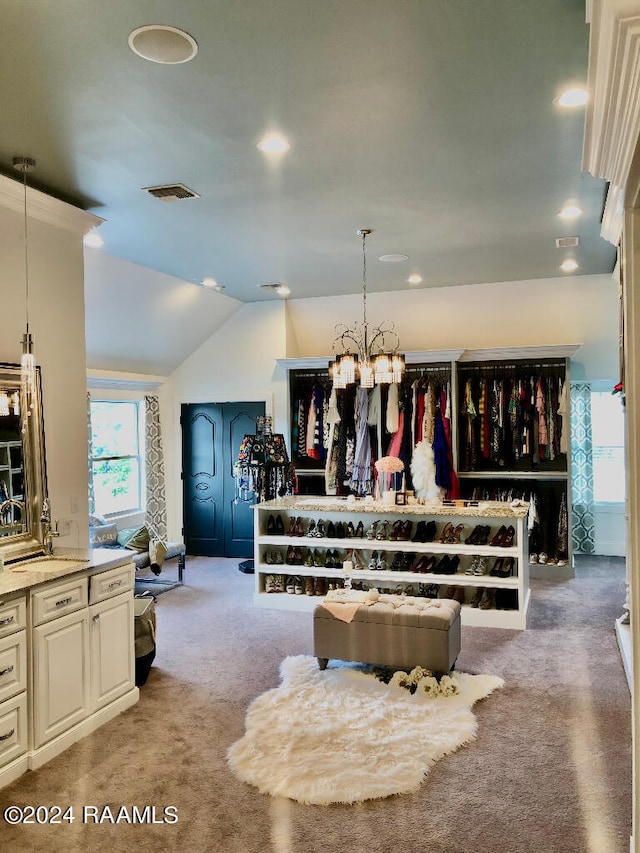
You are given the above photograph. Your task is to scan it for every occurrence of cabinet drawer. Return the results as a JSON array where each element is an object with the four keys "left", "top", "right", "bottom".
[
  {"left": 0, "top": 596, "right": 26, "bottom": 638},
  {"left": 0, "top": 631, "right": 26, "bottom": 704},
  {"left": 0, "top": 692, "right": 27, "bottom": 769},
  {"left": 90, "top": 563, "right": 134, "bottom": 605},
  {"left": 32, "top": 576, "right": 88, "bottom": 626}
]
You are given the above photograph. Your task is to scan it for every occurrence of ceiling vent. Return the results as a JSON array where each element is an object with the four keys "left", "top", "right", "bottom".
[
  {"left": 555, "top": 236, "right": 580, "bottom": 248},
  {"left": 142, "top": 184, "right": 200, "bottom": 202}
]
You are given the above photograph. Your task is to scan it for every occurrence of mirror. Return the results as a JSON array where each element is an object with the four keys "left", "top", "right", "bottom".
[{"left": 0, "top": 363, "right": 47, "bottom": 563}]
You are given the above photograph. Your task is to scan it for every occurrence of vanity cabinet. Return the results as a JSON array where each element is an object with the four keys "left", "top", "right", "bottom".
[
  {"left": 0, "top": 594, "right": 28, "bottom": 778},
  {"left": 254, "top": 497, "right": 530, "bottom": 629},
  {"left": 32, "top": 563, "right": 135, "bottom": 751}
]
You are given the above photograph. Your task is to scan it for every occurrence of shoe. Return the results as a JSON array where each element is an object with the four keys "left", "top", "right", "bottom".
[
  {"left": 490, "top": 525, "right": 507, "bottom": 546},
  {"left": 285, "top": 576, "right": 295, "bottom": 594},
  {"left": 472, "top": 557, "right": 487, "bottom": 576},
  {"left": 351, "top": 550, "right": 365, "bottom": 570},
  {"left": 327, "top": 521, "right": 336, "bottom": 538},
  {"left": 447, "top": 555, "right": 460, "bottom": 575},
  {"left": 305, "top": 577, "right": 315, "bottom": 596},
  {"left": 479, "top": 589, "right": 496, "bottom": 610},
  {"left": 325, "top": 549, "right": 335, "bottom": 569},
  {"left": 265, "top": 550, "right": 275, "bottom": 565},
  {"left": 366, "top": 521, "right": 379, "bottom": 540},
  {"left": 412, "top": 555, "right": 436, "bottom": 574},
  {"left": 538, "top": 552, "right": 548, "bottom": 564},
  {"left": 500, "top": 526, "right": 515, "bottom": 547},
  {"left": 389, "top": 520, "right": 403, "bottom": 541},
  {"left": 399, "top": 520, "right": 413, "bottom": 541},
  {"left": 423, "top": 520, "right": 437, "bottom": 542},
  {"left": 275, "top": 515, "right": 285, "bottom": 536},
  {"left": 390, "top": 551, "right": 404, "bottom": 571},
  {"left": 316, "top": 520, "right": 326, "bottom": 538},
  {"left": 376, "top": 552, "right": 387, "bottom": 571},
  {"left": 285, "top": 546, "right": 295, "bottom": 565},
  {"left": 465, "top": 555, "right": 479, "bottom": 576},
  {"left": 450, "top": 524, "right": 464, "bottom": 544},
  {"left": 306, "top": 520, "right": 317, "bottom": 537},
  {"left": 489, "top": 557, "right": 504, "bottom": 576},
  {"left": 313, "top": 549, "right": 325, "bottom": 568},
  {"left": 376, "top": 521, "right": 389, "bottom": 540},
  {"left": 368, "top": 550, "right": 378, "bottom": 570},
  {"left": 315, "top": 576, "right": 326, "bottom": 596},
  {"left": 355, "top": 521, "right": 364, "bottom": 538},
  {"left": 273, "top": 550, "right": 284, "bottom": 565},
  {"left": 434, "top": 555, "right": 451, "bottom": 574},
  {"left": 412, "top": 521, "right": 427, "bottom": 542},
  {"left": 267, "top": 515, "right": 276, "bottom": 535},
  {"left": 402, "top": 552, "right": 416, "bottom": 572},
  {"left": 529, "top": 553, "right": 538, "bottom": 564},
  {"left": 497, "top": 557, "right": 515, "bottom": 578},
  {"left": 439, "top": 522, "right": 454, "bottom": 543},
  {"left": 347, "top": 522, "right": 355, "bottom": 539},
  {"left": 470, "top": 588, "right": 484, "bottom": 608},
  {"left": 294, "top": 547, "right": 304, "bottom": 565},
  {"left": 335, "top": 522, "right": 345, "bottom": 539},
  {"left": 287, "top": 517, "right": 298, "bottom": 536},
  {"left": 452, "top": 587, "right": 466, "bottom": 605}
]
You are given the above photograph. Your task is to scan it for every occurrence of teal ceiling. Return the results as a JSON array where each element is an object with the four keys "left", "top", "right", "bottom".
[{"left": 0, "top": 0, "right": 615, "bottom": 302}]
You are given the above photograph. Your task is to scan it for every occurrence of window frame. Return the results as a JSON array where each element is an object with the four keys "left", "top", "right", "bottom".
[
  {"left": 589, "top": 384, "right": 626, "bottom": 507},
  {"left": 89, "top": 398, "right": 145, "bottom": 519}
]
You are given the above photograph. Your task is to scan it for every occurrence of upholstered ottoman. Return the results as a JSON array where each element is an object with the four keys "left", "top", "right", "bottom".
[{"left": 314, "top": 594, "right": 461, "bottom": 675}]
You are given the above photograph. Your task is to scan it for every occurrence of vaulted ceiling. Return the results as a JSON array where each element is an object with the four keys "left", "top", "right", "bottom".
[{"left": 0, "top": 0, "right": 616, "bottom": 306}]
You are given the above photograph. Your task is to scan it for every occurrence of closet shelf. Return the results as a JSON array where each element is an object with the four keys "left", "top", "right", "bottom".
[{"left": 458, "top": 470, "right": 568, "bottom": 480}]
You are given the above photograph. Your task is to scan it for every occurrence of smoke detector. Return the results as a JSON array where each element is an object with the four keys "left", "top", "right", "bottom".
[
  {"left": 555, "top": 236, "right": 580, "bottom": 248},
  {"left": 142, "top": 184, "right": 200, "bottom": 202},
  {"left": 259, "top": 282, "right": 290, "bottom": 296}
]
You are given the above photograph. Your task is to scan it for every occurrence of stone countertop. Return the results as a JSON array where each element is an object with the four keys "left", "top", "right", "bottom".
[
  {"left": 254, "top": 496, "right": 529, "bottom": 519},
  {"left": 0, "top": 548, "right": 133, "bottom": 598}
]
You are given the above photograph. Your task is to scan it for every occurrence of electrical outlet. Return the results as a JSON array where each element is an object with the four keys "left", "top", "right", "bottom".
[{"left": 57, "top": 518, "right": 72, "bottom": 536}]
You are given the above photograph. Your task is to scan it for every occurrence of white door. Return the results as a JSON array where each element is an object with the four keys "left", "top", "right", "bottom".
[
  {"left": 90, "top": 593, "right": 134, "bottom": 712},
  {"left": 33, "top": 609, "right": 90, "bottom": 748}
]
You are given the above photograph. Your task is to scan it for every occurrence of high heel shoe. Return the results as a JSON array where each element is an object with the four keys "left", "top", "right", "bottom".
[
  {"left": 275, "top": 514, "right": 285, "bottom": 535},
  {"left": 389, "top": 520, "right": 404, "bottom": 541},
  {"left": 327, "top": 521, "right": 336, "bottom": 538},
  {"left": 346, "top": 522, "right": 355, "bottom": 539},
  {"left": 368, "top": 550, "right": 378, "bottom": 570},
  {"left": 479, "top": 589, "right": 496, "bottom": 610},
  {"left": 490, "top": 525, "right": 507, "bottom": 546},
  {"left": 376, "top": 552, "right": 387, "bottom": 571},
  {"left": 399, "top": 520, "right": 413, "bottom": 541},
  {"left": 355, "top": 521, "right": 364, "bottom": 538},
  {"left": 366, "top": 521, "right": 379, "bottom": 540},
  {"left": 439, "top": 522, "right": 454, "bottom": 543},
  {"left": 306, "top": 520, "right": 317, "bottom": 537},
  {"left": 376, "top": 521, "right": 389, "bottom": 540},
  {"left": 489, "top": 557, "right": 505, "bottom": 577},
  {"left": 315, "top": 520, "right": 326, "bottom": 538},
  {"left": 499, "top": 526, "right": 515, "bottom": 548},
  {"left": 267, "top": 515, "right": 276, "bottom": 535},
  {"left": 412, "top": 520, "right": 427, "bottom": 542},
  {"left": 450, "top": 524, "right": 464, "bottom": 544},
  {"left": 497, "top": 557, "right": 515, "bottom": 577},
  {"left": 434, "top": 555, "right": 451, "bottom": 574},
  {"left": 390, "top": 551, "right": 404, "bottom": 571}
]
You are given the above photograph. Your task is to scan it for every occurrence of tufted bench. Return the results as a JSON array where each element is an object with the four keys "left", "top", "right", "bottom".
[{"left": 314, "top": 594, "right": 461, "bottom": 675}]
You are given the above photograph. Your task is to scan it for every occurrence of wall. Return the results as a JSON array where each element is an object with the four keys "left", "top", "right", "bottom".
[
  {"left": 0, "top": 175, "right": 99, "bottom": 554},
  {"left": 160, "top": 272, "right": 621, "bottom": 546}
]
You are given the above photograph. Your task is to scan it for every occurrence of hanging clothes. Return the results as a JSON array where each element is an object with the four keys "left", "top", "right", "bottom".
[
  {"left": 349, "top": 387, "right": 373, "bottom": 496},
  {"left": 557, "top": 379, "right": 570, "bottom": 454},
  {"left": 324, "top": 387, "right": 341, "bottom": 495},
  {"left": 386, "top": 383, "right": 400, "bottom": 434}
]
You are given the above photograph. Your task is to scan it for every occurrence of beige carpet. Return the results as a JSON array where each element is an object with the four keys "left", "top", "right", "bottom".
[{"left": 0, "top": 556, "right": 631, "bottom": 853}]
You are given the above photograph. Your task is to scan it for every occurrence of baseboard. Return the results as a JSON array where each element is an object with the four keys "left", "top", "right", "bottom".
[
  {"left": 529, "top": 563, "right": 574, "bottom": 579},
  {"left": 29, "top": 687, "right": 139, "bottom": 771},
  {"left": 0, "top": 754, "right": 29, "bottom": 791},
  {"left": 615, "top": 616, "right": 632, "bottom": 693}
]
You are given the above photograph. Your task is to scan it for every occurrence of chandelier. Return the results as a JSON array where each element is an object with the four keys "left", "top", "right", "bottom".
[
  {"left": 330, "top": 229, "right": 405, "bottom": 389},
  {"left": 13, "top": 156, "right": 37, "bottom": 421}
]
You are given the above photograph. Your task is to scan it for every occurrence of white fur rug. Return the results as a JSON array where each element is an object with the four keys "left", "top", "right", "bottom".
[{"left": 227, "top": 655, "right": 504, "bottom": 805}]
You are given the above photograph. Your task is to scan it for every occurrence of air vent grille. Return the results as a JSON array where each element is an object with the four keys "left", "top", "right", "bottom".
[
  {"left": 142, "top": 183, "right": 200, "bottom": 202},
  {"left": 555, "top": 236, "right": 579, "bottom": 248}
]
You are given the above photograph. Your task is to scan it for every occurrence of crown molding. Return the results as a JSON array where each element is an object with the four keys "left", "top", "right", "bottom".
[
  {"left": 0, "top": 173, "right": 103, "bottom": 235},
  {"left": 583, "top": 0, "right": 640, "bottom": 245}
]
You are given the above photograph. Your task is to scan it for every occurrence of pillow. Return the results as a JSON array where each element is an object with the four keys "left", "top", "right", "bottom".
[
  {"left": 89, "top": 523, "right": 118, "bottom": 547},
  {"left": 89, "top": 514, "right": 107, "bottom": 528},
  {"left": 120, "top": 525, "right": 150, "bottom": 552}
]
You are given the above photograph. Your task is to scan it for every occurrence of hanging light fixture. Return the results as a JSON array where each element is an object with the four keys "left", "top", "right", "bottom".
[
  {"left": 330, "top": 229, "right": 405, "bottom": 389},
  {"left": 13, "top": 156, "right": 37, "bottom": 419}
]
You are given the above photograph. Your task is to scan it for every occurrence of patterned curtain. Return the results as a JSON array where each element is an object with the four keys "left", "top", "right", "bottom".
[
  {"left": 145, "top": 395, "right": 167, "bottom": 542},
  {"left": 570, "top": 382, "right": 595, "bottom": 554},
  {"left": 87, "top": 392, "right": 95, "bottom": 516}
]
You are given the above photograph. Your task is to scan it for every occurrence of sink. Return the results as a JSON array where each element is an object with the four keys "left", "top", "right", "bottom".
[{"left": 10, "top": 557, "right": 87, "bottom": 573}]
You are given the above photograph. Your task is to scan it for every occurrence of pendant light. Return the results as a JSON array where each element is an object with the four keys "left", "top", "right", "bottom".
[
  {"left": 13, "top": 156, "right": 37, "bottom": 420},
  {"left": 330, "top": 229, "right": 405, "bottom": 389}
]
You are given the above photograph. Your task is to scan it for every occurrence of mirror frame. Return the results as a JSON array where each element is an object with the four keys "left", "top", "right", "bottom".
[{"left": 0, "top": 363, "right": 47, "bottom": 563}]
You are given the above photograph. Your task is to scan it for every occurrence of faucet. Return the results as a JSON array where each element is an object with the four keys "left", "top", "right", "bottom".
[{"left": 40, "top": 499, "right": 59, "bottom": 556}]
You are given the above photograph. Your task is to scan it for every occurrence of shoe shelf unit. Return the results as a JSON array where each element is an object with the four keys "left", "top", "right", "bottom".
[{"left": 253, "top": 496, "right": 530, "bottom": 629}]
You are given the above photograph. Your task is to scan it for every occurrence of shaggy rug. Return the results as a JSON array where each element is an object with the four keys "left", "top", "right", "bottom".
[{"left": 227, "top": 655, "right": 504, "bottom": 805}]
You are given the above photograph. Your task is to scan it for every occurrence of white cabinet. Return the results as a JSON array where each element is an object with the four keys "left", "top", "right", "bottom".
[
  {"left": 254, "top": 497, "right": 530, "bottom": 629},
  {"left": 33, "top": 604, "right": 90, "bottom": 748},
  {"left": 0, "top": 594, "right": 28, "bottom": 777},
  {"left": 31, "top": 562, "right": 136, "bottom": 753},
  {"left": 90, "top": 591, "right": 134, "bottom": 712}
]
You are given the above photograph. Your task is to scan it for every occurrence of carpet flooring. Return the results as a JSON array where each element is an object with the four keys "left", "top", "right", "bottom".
[{"left": 0, "top": 556, "right": 631, "bottom": 853}]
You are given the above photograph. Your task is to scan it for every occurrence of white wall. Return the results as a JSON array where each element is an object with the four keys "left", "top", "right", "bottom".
[{"left": 0, "top": 176, "right": 99, "bottom": 554}]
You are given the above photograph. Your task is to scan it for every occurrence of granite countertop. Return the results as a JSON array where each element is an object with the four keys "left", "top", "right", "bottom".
[
  {"left": 0, "top": 547, "right": 133, "bottom": 598},
  {"left": 254, "top": 496, "right": 529, "bottom": 519}
]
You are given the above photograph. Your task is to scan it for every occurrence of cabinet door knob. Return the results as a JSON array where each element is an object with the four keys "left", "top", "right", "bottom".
[{"left": 93, "top": 613, "right": 100, "bottom": 623}]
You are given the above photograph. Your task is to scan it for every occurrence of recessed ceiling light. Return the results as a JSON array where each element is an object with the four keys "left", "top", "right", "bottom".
[
  {"left": 202, "top": 277, "right": 220, "bottom": 289},
  {"left": 558, "top": 87, "right": 588, "bottom": 107},
  {"left": 379, "top": 254, "right": 409, "bottom": 263},
  {"left": 407, "top": 274, "right": 423, "bottom": 285},
  {"left": 558, "top": 205, "right": 582, "bottom": 219},
  {"left": 257, "top": 134, "right": 290, "bottom": 154},
  {"left": 560, "top": 259, "right": 579, "bottom": 272},
  {"left": 128, "top": 25, "right": 198, "bottom": 64},
  {"left": 83, "top": 231, "right": 104, "bottom": 249}
]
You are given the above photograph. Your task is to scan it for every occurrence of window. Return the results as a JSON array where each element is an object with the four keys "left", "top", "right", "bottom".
[
  {"left": 90, "top": 400, "right": 143, "bottom": 516},
  {"left": 591, "top": 390, "right": 625, "bottom": 504}
]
